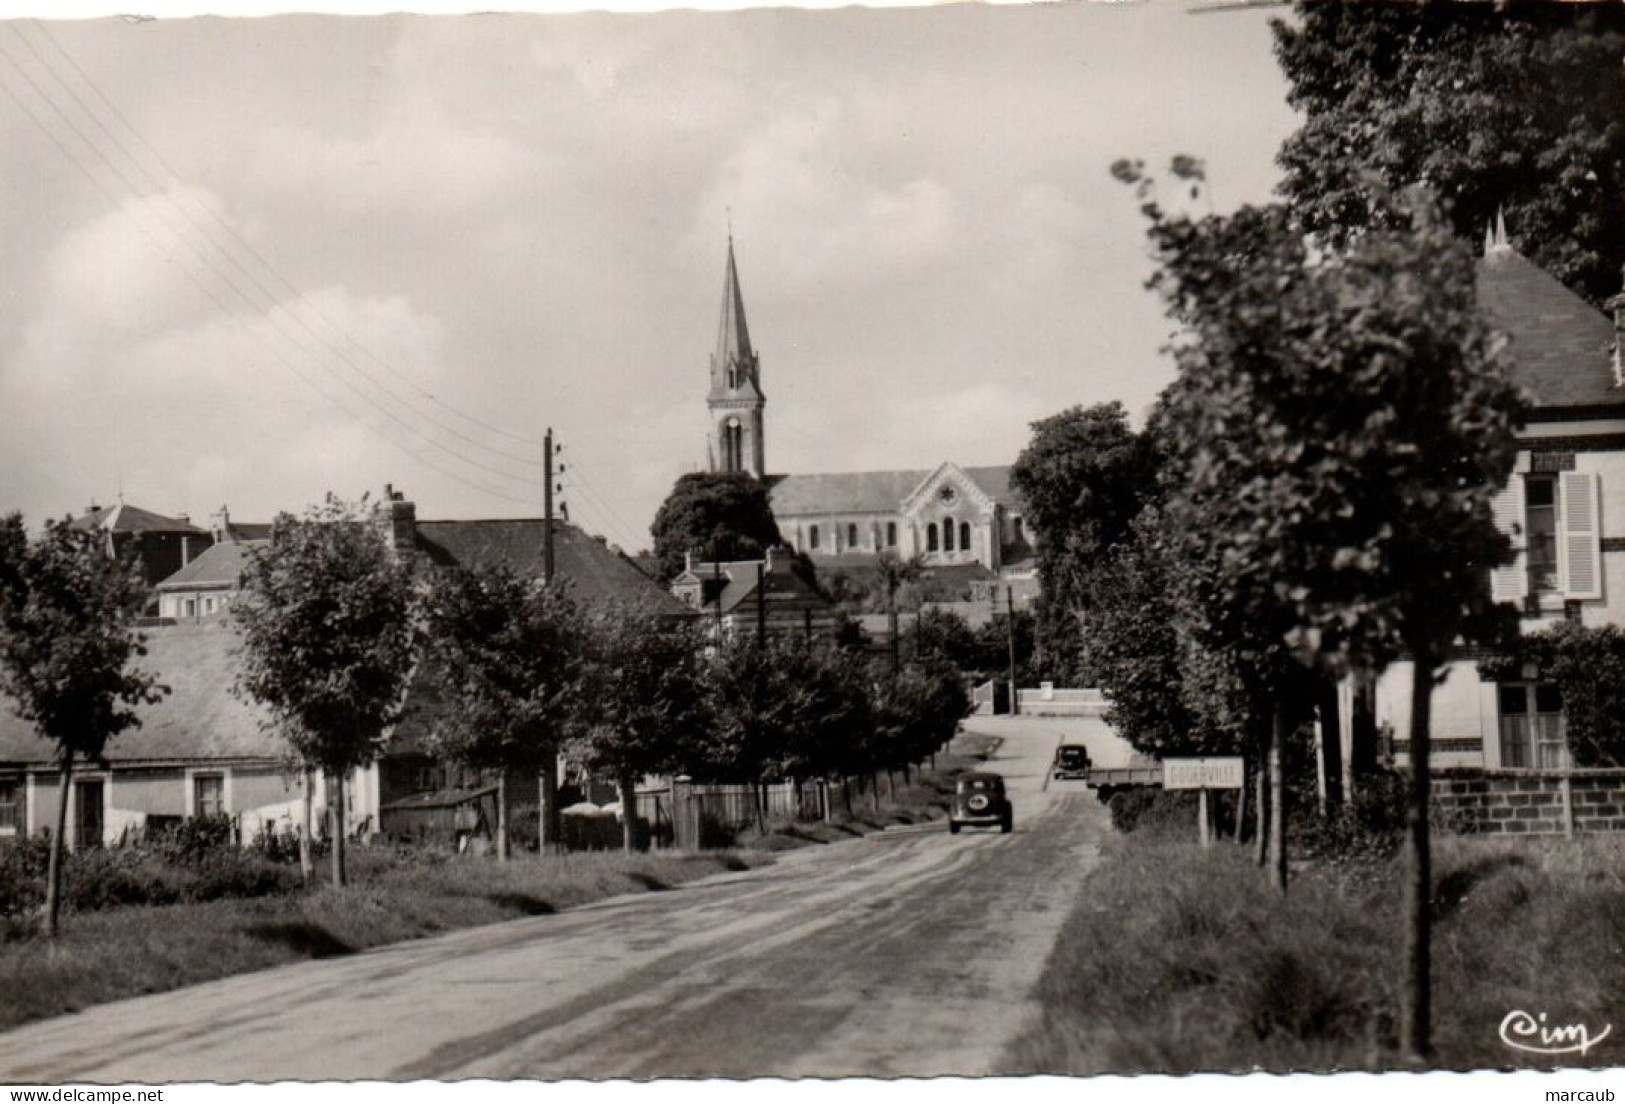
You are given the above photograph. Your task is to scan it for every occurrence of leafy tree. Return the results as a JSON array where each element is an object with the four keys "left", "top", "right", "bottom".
[
  {"left": 420, "top": 564, "right": 585, "bottom": 859},
  {"left": 1010, "top": 403, "right": 1159, "bottom": 681},
  {"left": 234, "top": 497, "right": 418, "bottom": 888},
  {"left": 1480, "top": 624, "right": 1625, "bottom": 768},
  {"left": 569, "top": 605, "right": 710, "bottom": 851},
  {"left": 0, "top": 516, "right": 166, "bottom": 936},
  {"left": 1273, "top": 2, "right": 1625, "bottom": 307},
  {"left": 873, "top": 552, "right": 924, "bottom": 674},
  {"left": 1143, "top": 189, "right": 1523, "bottom": 1060},
  {"left": 873, "top": 658, "right": 969, "bottom": 777},
  {"left": 908, "top": 607, "right": 981, "bottom": 674},
  {"left": 649, "top": 472, "right": 784, "bottom": 581}
]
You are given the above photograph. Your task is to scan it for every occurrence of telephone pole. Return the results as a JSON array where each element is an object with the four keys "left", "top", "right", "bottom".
[
  {"left": 543, "top": 427, "right": 556, "bottom": 585},
  {"left": 1006, "top": 586, "right": 1020, "bottom": 717}
]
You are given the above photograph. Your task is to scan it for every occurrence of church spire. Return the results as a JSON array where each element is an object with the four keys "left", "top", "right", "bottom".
[
  {"left": 706, "top": 235, "right": 766, "bottom": 479},
  {"left": 714, "top": 235, "right": 756, "bottom": 386}
]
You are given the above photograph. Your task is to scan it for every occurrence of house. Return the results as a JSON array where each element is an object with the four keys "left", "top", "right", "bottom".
[
  {"left": 68, "top": 502, "right": 213, "bottom": 599},
  {"left": 155, "top": 538, "right": 264, "bottom": 621},
  {"left": 697, "top": 237, "right": 1036, "bottom": 576},
  {"left": 0, "top": 621, "right": 376, "bottom": 849},
  {"left": 1361, "top": 225, "right": 1625, "bottom": 781},
  {"left": 669, "top": 548, "right": 842, "bottom": 642}
]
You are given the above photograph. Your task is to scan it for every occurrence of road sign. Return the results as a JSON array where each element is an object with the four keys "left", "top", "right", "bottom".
[{"left": 1163, "top": 757, "right": 1245, "bottom": 791}]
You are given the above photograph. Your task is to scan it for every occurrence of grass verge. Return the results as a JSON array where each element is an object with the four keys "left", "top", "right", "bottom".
[
  {"left": 1002, "top": 826, "right": 1625, "bottom": 1073},
  {"left": 0, "top": 848, "right": 764, "bottom": 1033}
]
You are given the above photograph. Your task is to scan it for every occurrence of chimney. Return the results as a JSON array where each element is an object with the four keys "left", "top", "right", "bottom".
[
  {"left": 211, "top": 505, "right": 231, "bottom": 543},
  {"left": 378, "top": 485, "right": 416, "bottom": 560},
  {"left": 685, "top": 549, "right": 693, "bottom": 574}
]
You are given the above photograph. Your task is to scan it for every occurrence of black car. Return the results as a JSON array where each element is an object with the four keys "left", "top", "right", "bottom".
[
  {"left": 949, "top": 771, "right": 1012, "bottom": 834},
  {"left": 1052, "top": 743, "right": 1092, "bottom": 781}
]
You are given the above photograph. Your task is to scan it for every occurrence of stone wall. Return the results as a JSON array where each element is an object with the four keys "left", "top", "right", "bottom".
[{"left": 1432, "top": 769, "right": 1625, "bottom": 835}]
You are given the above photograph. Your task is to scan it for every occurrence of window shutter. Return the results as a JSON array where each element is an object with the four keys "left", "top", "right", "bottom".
[
  {"left": 1559, "top": 471, "right": 1602, "bottom": 600},
  {"left": 1489, "top": 476, "right": 1527, "bottom": 604}
]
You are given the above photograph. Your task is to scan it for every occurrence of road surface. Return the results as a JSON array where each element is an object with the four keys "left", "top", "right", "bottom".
[{"left": 0, "top": 716, "right": 1117, "bottom": 1082}]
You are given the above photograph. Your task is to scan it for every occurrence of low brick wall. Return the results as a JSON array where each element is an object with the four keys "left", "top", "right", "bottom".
[{"left": 1431, "top": 769, "right": 1625, "bottom": 836}]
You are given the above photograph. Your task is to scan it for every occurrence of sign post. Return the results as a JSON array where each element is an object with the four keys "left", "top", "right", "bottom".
[{"left": 1163, "top": 757, "right": 1245, "bottom": 849}]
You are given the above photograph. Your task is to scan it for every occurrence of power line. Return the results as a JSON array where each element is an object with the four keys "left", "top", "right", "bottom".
[
  {"left": 0, "top": 64, "right": 545, "bottom": 513},
  {"left": 21, "top": 20, "right": 548, "bottom": 457}
]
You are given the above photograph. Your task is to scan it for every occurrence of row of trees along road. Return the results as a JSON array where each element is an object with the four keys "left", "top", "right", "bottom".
[
  {"left": 0, "top": 492, "right": 968, "bottom": 934},
  {"left": 1017, "top": 188, "right": 1524, "bottom": 1062},
  {"left": 1015, "top": 0, "right": 1625, "bottom": 1060}
]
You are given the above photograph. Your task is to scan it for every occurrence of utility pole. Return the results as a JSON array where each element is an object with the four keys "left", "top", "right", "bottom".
[
  {"left": 1006, "top": 586, "right": 1020, "bottom": 717},
  {"left": 543, "top": 427, "right": 556, "bottom": 586}
]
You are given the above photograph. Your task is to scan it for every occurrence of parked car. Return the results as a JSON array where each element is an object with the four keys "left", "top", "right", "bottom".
[
  {"left": 1052, "top": 743, "right": 1091, "bottom": 781},
  {"left": 949, "top": 771, "right": 1012, "bottom": 834}
]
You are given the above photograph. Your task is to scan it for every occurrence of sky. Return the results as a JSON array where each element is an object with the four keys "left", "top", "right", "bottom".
[{"left": 0, "top": 1, "right": 1299, "bottom": 552}]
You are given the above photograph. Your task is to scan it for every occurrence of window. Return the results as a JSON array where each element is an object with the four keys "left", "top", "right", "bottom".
[
  {"left": 959, "top": 521, "right": 971, "bottom": 553},
  {"left": 848, "top": 523, "right": 858, "bottom": 549},
  {"left": 194, "top": 774, "right": 225, "bottom": 818},
  {"left": 1013, "top": 517, "right": 1025, "bottom": 544},
  {"left": 0, "top": 780, "right": 18, "bottom": 831},
  {"left": 1525, "top": 476, "right": 1559, "bottom": 595},
  {"left": 1498, "top": 683, "right": 1567, "bottom": 769},
  {"left": 886, "top": 522, "right": 897, "bottom": 547},
  {"left": 184, "top": 598, "right": 196, "bottom": 618},
  {"left": 927, "top": 523, "right": 939, "bottom": 552},
  {"left": 943, "top": 516, "right": 956, "bottom": 552},
  {"left": 809, "top": 525, "right": 820, "bottom": 551},
  {"left": 204, "top": 597, "right": 216, "bottom": 614}
]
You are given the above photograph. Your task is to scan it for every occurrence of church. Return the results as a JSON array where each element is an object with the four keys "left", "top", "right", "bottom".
[{"left": 703, "top": 239, "right": 1035, "bottom": 576}]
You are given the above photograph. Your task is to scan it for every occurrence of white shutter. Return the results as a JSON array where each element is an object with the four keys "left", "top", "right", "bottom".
[
  {"left": 1559, "top": 471, "right": 1602, "bottom": 600},
  {"left": 1489, "top": 476, "right": 1528, "bottom": 604}
]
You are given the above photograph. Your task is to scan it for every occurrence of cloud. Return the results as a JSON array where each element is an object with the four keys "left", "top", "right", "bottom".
[
  {"left": 693, "top": 99, "right": 960, "bottom": 294},
  {"left": 249, "top": 111, "right": 538, "bottom": 213}
]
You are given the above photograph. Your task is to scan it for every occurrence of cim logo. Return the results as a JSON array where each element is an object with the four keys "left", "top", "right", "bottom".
[{"left": 1500, "top": 1010, "right": 1612, "bottom": 1058}]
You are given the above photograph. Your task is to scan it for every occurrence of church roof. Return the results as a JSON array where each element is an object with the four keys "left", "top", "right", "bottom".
[
  {"left": 1477, "top": 245, "right": 1622, "bottom": 410},
  {"left": 68, "top": 503, "right": 208, "bottom": 535},
  {"left": 768, "top": 466, "right": 1019, "bottom": 517}
]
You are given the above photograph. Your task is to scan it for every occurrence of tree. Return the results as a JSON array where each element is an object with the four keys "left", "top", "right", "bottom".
[
  {"left": 1010, "top": 403, "right": 1158, "bottom": 681},
  {"left": 1273, "top": 3, "right": 1625, "bottom": 307},
  {"left": 1142, "top": 189, "right": 1524, "bottom": 1060},
  {"left": 569, "top": 606, "right": 710, "bottom": 851},
  {"left": 649, "top": 472, "right": 783, "bottom": 581},
  {"left": 234, "top": 497, "right": 418, "bottom": 888},
  {"left": 0, "top": 516, "right": 165, "bottom": 936},
  {"left": 420, "top": 564, "right": 584, "bottom": 859},
  {"left": 908, "top": 607, "right": 981, "bottom": 675},
  {"left": 873, "top": 552, "right": 924, "bottom": 675}
]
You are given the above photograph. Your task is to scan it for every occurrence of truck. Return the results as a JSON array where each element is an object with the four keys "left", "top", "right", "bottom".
[{"left": 1084, "top": 761, "right": 1163, "bottom": 803}]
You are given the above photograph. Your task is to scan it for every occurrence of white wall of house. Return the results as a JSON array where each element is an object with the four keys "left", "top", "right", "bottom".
[{"left": 1373, "top": 660, "right": 1492, "bottom": 770}]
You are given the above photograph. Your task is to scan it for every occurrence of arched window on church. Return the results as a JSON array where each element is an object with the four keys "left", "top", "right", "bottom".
[
  {"left": 887, "top": 522, "right": 897, "bottom": 548},
  {"left": 943, "top": 516, "right": 955, "bottom": 552},
  {"left": 847, "top": 523, "right": 858, "bottom": 549},
  {"left": 927, "top": 523, "right": 939, "bottom": 552},
  {"left": 809, "top": 525, "right": 820, "bottom": 551},
  {"left": 960, "top": 521, "right": 971, "bottom": 554}
]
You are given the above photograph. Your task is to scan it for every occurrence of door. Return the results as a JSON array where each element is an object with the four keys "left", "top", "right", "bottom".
[{"left": 75, "top": 779, "right": 104, "bottom": 849}]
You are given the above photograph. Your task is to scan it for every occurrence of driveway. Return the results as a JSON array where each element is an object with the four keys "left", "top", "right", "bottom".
[{"left": 0, "top": 717, "right": 1110, "bottom": 1082}]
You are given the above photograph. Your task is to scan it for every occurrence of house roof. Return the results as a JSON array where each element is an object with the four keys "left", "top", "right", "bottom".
[
  {"left": 768, "top": 466, "right": 1018, "bottom": 517},
  {"left": 1477, "top": 248, "right": 1622, "bottom": 409},
  {"left": 672, "top": 557, "right": 833, "bottom": 615},
  {"left": 0, "top": 622, "right": 284, "bottom": 767},
  {"left": 413, "top": 519, "right": 693, "bottom": 617},
  {"left": 68, "top": 503, "right": 208, "bottom": 536},
  {"left": 156, "top": 540, "right": 265, "bottom": 591}
]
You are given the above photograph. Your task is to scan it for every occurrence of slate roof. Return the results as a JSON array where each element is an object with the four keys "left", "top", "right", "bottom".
[
  {"left": 414, "top": 519, "right": 692, "bottom": 617},
  {"left": 1477, "top": 248, "right": 1622, "bottom": 410},
  {"left": 0, "top": 622, "right": 283, "bottom": 766},
  {"left": 156, "top": 540, "right": 265, "bottom": 591},
  {"left": 68, "top": 503, "right": 208, "bottom": 535},
  {"left": 768, "top": 466, "right": 1018, "bottom": 517}
]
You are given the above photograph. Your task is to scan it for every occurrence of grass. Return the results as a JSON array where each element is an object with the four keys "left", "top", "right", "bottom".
[
  {"left": 0, "top": 847, "right": 766, "bottom": 1033},
  {"left": 1003, "top": 822, "right": 1625, "bottom": 1074},
  {"left": 736, "top": 729, "right": 1001, "bottom": 851}
]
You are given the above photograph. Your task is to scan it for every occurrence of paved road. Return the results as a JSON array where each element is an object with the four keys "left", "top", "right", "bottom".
[{"left": 0, "top": 717, "right": 1112, "bottom": 1082}]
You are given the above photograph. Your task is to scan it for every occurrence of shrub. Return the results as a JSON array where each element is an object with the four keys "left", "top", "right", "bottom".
[
  {"left": 154, "top": 814, "right": 237, "bottom": 866},
  {"left": 1107, "top": 787, "right": 1195, "bottom": 835}
]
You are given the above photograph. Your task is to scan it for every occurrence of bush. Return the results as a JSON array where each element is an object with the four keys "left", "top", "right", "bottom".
[
  {"left": 154, "top": 814, "right": 237, "bottom": 865},
  {"left": 1107, "top": 787, "right": 1195, "bottom": 835}
]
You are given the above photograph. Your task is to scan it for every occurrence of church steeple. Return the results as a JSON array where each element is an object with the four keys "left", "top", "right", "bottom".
[{"left": 707, "top": 236, "right": 766, "bottom": 478}]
